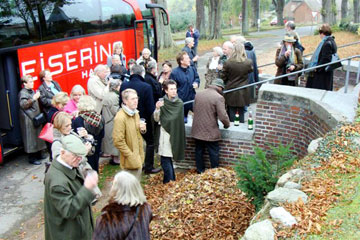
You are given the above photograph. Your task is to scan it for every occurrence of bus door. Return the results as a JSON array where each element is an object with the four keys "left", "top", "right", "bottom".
[{"left": 134, "top": 19, "right": 155, "bottom": 60}]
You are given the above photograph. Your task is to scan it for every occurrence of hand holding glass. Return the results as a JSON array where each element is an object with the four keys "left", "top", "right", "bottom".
[{"left": 139, "top": 118, "right": 147, "bottom": 134}]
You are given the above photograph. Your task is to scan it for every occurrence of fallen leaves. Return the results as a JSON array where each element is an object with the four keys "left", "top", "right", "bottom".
[{"left": 144, "top": 168, "right": 255, "bottom": 240}]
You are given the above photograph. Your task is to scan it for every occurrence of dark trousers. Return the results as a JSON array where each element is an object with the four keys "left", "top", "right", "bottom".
[
  {"left": 28, "top": 151, "right": 42, "bottom": 162},
  {"left": 184, "top": 102, "right": 193, "bottom": 119},
  {"left": 195, "top": 139, "right": 220, "bottom": 173},
  {"left": 142, "top": 122, "right": 155, "bottom": 172},
  {"left": 227, "top": 106, "right": 245, "bottom": 123},
  {"left": 161, "top": 156, "right": 176, "bottom": 184}
]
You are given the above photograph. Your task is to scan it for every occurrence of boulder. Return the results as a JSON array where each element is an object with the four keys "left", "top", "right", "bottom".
[
  {"left": 243, "top": 219, "right": 275, "bottom": 240},
  {"left": 267, "top": 187, "right": 308, "bottom": 205},
  {"left": 276, "top": 169, "right": 305, "bottom": 188},
  {"left": 284, "top": 181, "right": 301, "bottom": 190},
  {"left": 270, "top": 207, "right": 297, "bottom": 227},
  {"left": 307, "top": 137, "right": 323, "bottom": 154}
]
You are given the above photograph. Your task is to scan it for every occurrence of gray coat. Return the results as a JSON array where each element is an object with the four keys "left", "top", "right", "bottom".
[
  {"left": 18, "top": 88, "right": 46, "bottom": 153},
  {"left": 101, "top": 91, "right": 120, "bottom": 156}
]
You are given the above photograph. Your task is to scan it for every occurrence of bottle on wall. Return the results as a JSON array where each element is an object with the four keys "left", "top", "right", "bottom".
[
  {"left": 234, "top": 111, "right": 240, "bottom": 126},
  {"left": 248, "top": 110, "right": 253, "bottom": 130}
]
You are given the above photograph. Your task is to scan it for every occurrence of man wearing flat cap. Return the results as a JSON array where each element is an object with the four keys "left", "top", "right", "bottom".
[
  {"left": 44, "top": 134, "right": 98, "bottom": 240},
  {"left": 191, "top": 78, "right": 230, "bottom": 173}
]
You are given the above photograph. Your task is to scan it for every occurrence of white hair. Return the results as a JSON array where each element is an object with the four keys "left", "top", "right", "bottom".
[
  {"left": 223, "top": 41, "right": 234, "bottom": 49},
  {"left": 185, "top": 37, "right": 194, "bottom": 45},
  {"left": 142, "top": 48, "right": 151, "bottom": 55},
  {"left": 94, "top": 64, "right": 108, "bottom": 75},
  {"left": 70, "top": 85, "right": 85, "bottom": 98},
  {"left": 213, "top": 46, "right": 223, "bottom": 56},
  {"left": 110, "top": 171, "right": 146, "bottom": 207},
  {"left": 77, "top": 95, "right": 96, "bottom": 112}
]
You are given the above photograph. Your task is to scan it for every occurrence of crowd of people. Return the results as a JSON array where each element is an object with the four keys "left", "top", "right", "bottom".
[{"left": 17, "top": 22, "right": 338, "bottom": 239}]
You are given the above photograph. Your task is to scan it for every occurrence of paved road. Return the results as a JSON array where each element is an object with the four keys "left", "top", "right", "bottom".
[{"left": 0, "top": 25, "right": 316, "bottom": 239}]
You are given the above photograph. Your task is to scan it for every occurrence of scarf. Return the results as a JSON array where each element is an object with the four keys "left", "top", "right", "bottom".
[
  {"left": 308, "top": 36, "right": 330, "bottom": 68},
  {"left": 278, "top": 44, "right": 298, "bottom": 68},
  {"left": 160, "top": 95, "right": 186, "bottom": 161},
  {"left": 121, "top": 104, "right": 138, "bottom": 116},
  {"left": 79, "top": 110, "right": 102, "bottom": 127}
]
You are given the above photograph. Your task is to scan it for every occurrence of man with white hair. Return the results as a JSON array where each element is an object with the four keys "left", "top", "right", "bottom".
[
  {"left": 136, "top": 48, "right": 157, "bottom": 70},
  {"left": 44, "top": 134, "right": 98, "bottom": 240},
  {"left": 222, "top": 41, "right": 234, "bottom": 59},
  {"left": 182, "top": 37, "right": 199, "bottom": 68},
  {"left": 87, "top": 64, "right": 110, "bottom": 113}
]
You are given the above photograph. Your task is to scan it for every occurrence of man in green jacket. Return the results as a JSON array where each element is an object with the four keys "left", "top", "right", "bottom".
[{"left": 44, "top": 134, "right": 98, "bottom": 240}]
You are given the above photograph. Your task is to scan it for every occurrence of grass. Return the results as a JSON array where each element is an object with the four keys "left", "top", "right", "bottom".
[{"left": 304, "top": 172, "right": 360, "bottom": 240}]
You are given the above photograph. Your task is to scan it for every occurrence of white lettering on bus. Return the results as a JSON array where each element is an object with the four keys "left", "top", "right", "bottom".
[
  {"left": 94, "top": 42, "right": 98, "bottom": 63},
  {"left": 48, "top": 54, "right": 64, "bottom": 75},
  {"left": 65, "top": 51, "right": 78, "bottom": 71},
  {"left": 100, "top": 43, "right": 111, "bottom": 62},
  {"left": 21, "top": 60, "right": 37, "bottom": 80},
  {"left": 80, "top": 48, "right": 92, "bottom": 67},
  {"left": 82, "top": 70, "right": 88, "bottom": 79},
  {"left": 40, "top": 52, "right": 45, "bottom": 71}
]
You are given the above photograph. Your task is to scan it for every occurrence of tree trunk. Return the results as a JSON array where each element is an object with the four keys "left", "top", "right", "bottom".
[
  {"left": 208, "top": 0, "right": 223, "bottom": 39},
  {"left": 272, "top": 0, "right": 285, "bottom": 26},
  {"left": 251, "top": 0, "right": 260, "bottom": 28},
  {"left": 355, "top": 0, "right": 360, "bottom": 23},
  {"left": 154, "top": 0, "right": 174, "bottom": 49},
  {"left": 322, "top": 0, "right": 337, "bottom": 24},
  {"left": 341, "top": 0, "right": 348, "bottom": 22},
  {"left": 242, "top": 0, "right": 249, "bottom": 35},
  {"left": 196, "top": 0, "right": 206, "bottom": 39}
]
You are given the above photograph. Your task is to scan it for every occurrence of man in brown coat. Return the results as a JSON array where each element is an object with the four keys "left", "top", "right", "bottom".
[{"left": 191, "top": 79, "right": 230, "bottom": 173}]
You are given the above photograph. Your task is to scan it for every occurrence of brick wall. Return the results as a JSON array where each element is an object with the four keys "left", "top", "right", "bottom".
[{"left": 176, "top": 84, "right": 343, "bottom": 169}]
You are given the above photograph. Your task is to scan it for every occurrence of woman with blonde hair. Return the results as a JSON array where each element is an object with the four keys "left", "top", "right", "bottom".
[
  {"left": 64, "top": 84, "right": 85, "bottom": 117},
  {"left": 47, "top": 91, "right": 70, "bottom": 122},
  {"left": 107, "top": 42, "right": 126, "bottom": 67},
  {"left": 221, "top": 42, "right": 253, "bottom": 123},
  {"left": 72, "top": 95, "right": 104, "bottom": 172},
  {"left": 93, "top": 171, "right": 152, "bottom": 240}
]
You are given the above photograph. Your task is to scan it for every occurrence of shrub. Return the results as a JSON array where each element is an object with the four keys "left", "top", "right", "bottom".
[
  {"left": 339, "top": 21, "right": 360, "bottom": 34},
  {"left": 234, "top": 144, "right": 296, "bottom": 210}
]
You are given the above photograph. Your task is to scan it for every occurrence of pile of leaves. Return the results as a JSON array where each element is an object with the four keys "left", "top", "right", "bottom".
[
  {"left": 144, "top": 168, "right": 255, "bottom": 240},
  {"left": 276, "top": 124, "right": 360, "bottom": 238}
]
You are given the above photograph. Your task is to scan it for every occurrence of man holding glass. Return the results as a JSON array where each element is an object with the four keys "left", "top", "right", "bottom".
[{"left": 113, "top": 88, "right": 145, "bottom": 181}]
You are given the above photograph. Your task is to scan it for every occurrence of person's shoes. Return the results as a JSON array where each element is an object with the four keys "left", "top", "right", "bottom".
[
  {"left": 109, "top": 159, "right": 119, "bottom": 166},
  {"left": 101, "top": 153, "right": 111, "bottom": 158},
  {"left": 184, "top": 117, "right": 188, "bottom": 124},
  {"left": 144, "top": 167, "right": 161, "bottom": 174},
  {"left": 29, "top": 160, "right": 41, "bottom": 165}
]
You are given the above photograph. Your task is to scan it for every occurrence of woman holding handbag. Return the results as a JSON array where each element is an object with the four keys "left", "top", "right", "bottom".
[
  {"left": 93, "top": 171, "right": 152, "bottom": 240},
  {"left": 18, "top": 75, "right": 47, "bottom": 165}
]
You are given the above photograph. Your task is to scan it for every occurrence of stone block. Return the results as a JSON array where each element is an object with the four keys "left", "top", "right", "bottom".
[
  {"left": 270, "top": 207, "right": 297, "bottom": 227},
  {"left": 243, "top": 219, "right": 275, "bottom": 240},
  {"left": 284, "top": 181, "right": 301, "bottom": 190},
  {"left": 276, "top": 169, "right": 305, "bottom": 187},
  {"left": 267, "top": 187, "right": 308, "bottom": 205},
  {"left": 307, "top": 137, "right": 323, "bottom": 154}
]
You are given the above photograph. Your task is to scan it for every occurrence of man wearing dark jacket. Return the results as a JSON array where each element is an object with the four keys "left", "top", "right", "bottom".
[
  {"left": 170, "top": 51, "right": 200, "bottom": 122},
  {"left": 120, "top": 64, "right": 160, "bottom": 174},
  {"left": 191, "top": 79, "right": 230, "bottom": 173},
  {"left": 186, "top": 24, "right": 200, "bottom": 54},
  {"left": 144, "top": 61, "right": 162, "bottom": 103}
]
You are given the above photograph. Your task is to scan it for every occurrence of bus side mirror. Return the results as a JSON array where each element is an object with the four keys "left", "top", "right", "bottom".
[{"left": 161, "top": 11, "right": 169, "bottom": 25}]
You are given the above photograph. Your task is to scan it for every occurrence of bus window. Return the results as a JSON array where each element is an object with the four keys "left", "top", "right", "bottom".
[
  {"left": 45, "top": 0, "right": 101, "bottom": 41},
  {"left": 100, "top": 0, "right": 136, "bottom": 31}
]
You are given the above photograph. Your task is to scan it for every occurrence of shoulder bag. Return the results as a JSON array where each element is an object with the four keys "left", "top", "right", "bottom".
[
  {"left": 21, "top": 108, "right": 46, "bottom": 128},
  {"left": 38, "top": 111, "right": 59, "bottom": 143}
]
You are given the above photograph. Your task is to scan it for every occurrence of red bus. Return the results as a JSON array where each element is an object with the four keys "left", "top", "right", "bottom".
[{"left": 0, "top": 0, "right": 169, "bottom": 163}]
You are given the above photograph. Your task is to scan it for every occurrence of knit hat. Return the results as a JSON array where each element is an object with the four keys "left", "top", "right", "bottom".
[
  {"left": 211, "top": 78, "right": 225, "bottom": 89},
  {"left": 61, "top": 134, "right": 87, "bottom": 157}
]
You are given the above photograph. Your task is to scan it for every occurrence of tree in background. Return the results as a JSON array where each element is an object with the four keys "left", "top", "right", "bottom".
[
  {"left": 272, "top": 0, "right": 285, "bottom": 26},
  {"left": 154, "top": 0, "right": 174, "bottom": 48},
  {"left": 208, "top": 0, "right": 223, "bottom": 39},
  {"left": 242, "top": 0, "right": 249, "bottom": 35},
  {"left": 355, "top": 0, "right": 360, "bottom": 23},
  {"left": 251, "top": 0, "right": 260, "bottom": 29},
  {"left": 196, "top": 0, "right": 206, "bottom": 39},
  {"left": 340, "top": 0, "right": 348, "bottom": 23},
  {"left": 321, "top": 0, "right": 337, "bottom": 25}
]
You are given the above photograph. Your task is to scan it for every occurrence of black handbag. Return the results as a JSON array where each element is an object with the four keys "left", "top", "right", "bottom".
[
  {"left": 22, "top": 109, "right": 47, "bottom": 128},
  {"left": 325, "top": 53, "right": 342, "bottom": 72}
]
